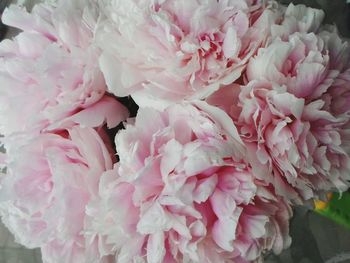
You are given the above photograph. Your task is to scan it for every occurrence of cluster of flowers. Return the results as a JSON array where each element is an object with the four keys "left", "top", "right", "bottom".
[{"left": 0, "top": 0, "right": 349, "bottom": 262}]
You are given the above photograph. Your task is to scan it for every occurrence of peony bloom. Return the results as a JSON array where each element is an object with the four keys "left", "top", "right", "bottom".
[
  {"left": 206, "top": 4, "right": 350, "bottom": 203},
  {"left": 0, "top": 127, "right": 115, "bottom": 263},
  {"left": 0, "top": 0, "right": 127, "bottom": 138},
  {"left": 325, "top": 65, "right": 350, "bottom": 156},
  {"left": 97, "top": 0, "right": 279, "bottom": 108},
  {"left": 247, "top": 29, "right": 348, "bottom": 101},
  {"left": 41, "top": 239, "right": 115, "bottom": 263},
  {"left": 270, "top": 3, "right": 325, "bottom": 39},
  {"left": 208, "top": 79, "right": 350, "bottom": 203},
  {"left": 85, "top": 103, "right": 292, "bottom": 262}
]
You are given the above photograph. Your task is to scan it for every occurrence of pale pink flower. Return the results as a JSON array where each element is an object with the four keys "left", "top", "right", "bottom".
[
  {"left": 0, "top": 1, "right": 128, "bottom": 137},
  {"left": 324, "top": 66, "right": 350, "bottom": 155},
  {"left": 270, "top": 3, "right": 325, "bottom": 39},
  {"left": 86, "top": 103, "right": 292, "bottom": 262},
  {"left": 320, "top": 28, "right": 350, "bottom": 156},
  {"left": 205, "top": 6, "right": 350, "bottom": 203},
  {"left": 98, "top": 0, "right": 279, "bottom": 108},
  {"left": 41, "top": 239, "right": 115, "bottom": 263},
  {"left": 0, "top": 127, "right": 115, "bottom": 263},
  {"left": 208, "top": 79, "right": 350, "bottom": 203},
  {"left": 247, "top": 29, "right": 348, "bottom": 100}
]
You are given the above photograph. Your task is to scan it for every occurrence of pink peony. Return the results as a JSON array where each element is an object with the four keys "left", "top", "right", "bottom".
[
  {"left": 0, "top": 0, "right": 128, "bottom": 138},
  {"left": 85, "top": 103, "right": 292, "bottom": 262},
  {"left": 41, "top": 239, "right": 115, "bottom": 263},
  {"left": 206, "top": 4, "right": 350, "bottom": 203},
  {"left": 208, "top": 67, "right": 350, "bottom": 204},
  {"left": 270, "top": 3, "right": 325, "bottom": 39},
  {"left": 0, "top": 127, "right": 115, "bottom": 263},
  {"left": 247, "top": 30, "right": 349, "bottom": 100},
  {"left": 325, "top": 66, "right": 350, "bottom": 156},
  {"left": 97, "top": 0, "right": 279, "bottom": 108}
]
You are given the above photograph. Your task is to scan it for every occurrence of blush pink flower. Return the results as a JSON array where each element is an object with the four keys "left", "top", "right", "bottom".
[
  {"left": 270, "top": 3, "right": 325, "bottom": 39},
  {"left": 98, "top": 0, "right": 279, "bottom": 108},
  {"left": 247, "top": 29, "right": 349, "bottom": 101},
  {"left": 247, "top": 4, "right": 350, "bottom": 104},
  {"left": 324, "top": 67, "right": 350, "bottom": 155},
  {"left": 0, "top": 127, "right": 115, "bottom": 263},
  {"left": 85, "top": 103, "right": 292, "bottom": 262},
  {"left": 205, "top": 6, "right": 350, "bottom": 203},
  {"left": 0, "top": 0, "right": 128, "bottom": 138},
  {"left": 41, "top": 239, "right": 115, "bottom": 263},
  {"left": 208, "top": 79, "right": 350, "bottom": 203}
]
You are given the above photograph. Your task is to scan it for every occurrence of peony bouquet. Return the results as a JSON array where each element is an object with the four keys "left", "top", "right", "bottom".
[{"left": 0, "top": 0, "right": 349, "bottom": 262}]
